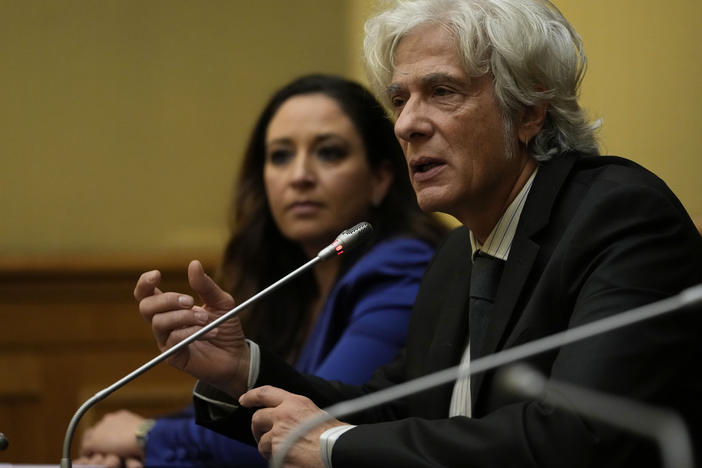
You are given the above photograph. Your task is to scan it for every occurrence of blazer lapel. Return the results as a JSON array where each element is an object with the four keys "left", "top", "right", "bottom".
[
  {"left": 471, "top": 156, "right": 578, "bottom": 406},
  {"left": 405, "top": 227, "right": 472, "bottom": 418},
  {"left": 427, "top": 228, "right": 473, "bottom": 374}
]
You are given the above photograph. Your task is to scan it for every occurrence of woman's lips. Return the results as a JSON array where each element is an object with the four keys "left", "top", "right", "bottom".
[{"left": 287, "top": 201, "right": 323, "bottom": 215}]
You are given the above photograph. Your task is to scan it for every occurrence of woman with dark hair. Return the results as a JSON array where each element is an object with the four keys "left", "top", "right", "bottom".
[{"left": 77, "top": 74, "right": 446, "bottom": 467}]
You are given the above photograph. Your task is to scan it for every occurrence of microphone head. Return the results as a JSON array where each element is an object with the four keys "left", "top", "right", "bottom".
[
  {"left": 317, "top": 222, "right": 373, "bottom": 261},
  {"left": 0, "top": 432, "right": 8, "bottom": 451},
  {"left": 496, "top": 363, "right": 546, "bottom": 399}
]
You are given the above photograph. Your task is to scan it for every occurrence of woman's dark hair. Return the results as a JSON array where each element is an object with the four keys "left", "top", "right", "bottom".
[{"left": 216, "top": 74, "right": 446, "bottom": 359}]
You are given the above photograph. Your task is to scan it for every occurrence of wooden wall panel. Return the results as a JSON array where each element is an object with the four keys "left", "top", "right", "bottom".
[{"left": 0, "top": 253, "right": 217, "bottom": 463}]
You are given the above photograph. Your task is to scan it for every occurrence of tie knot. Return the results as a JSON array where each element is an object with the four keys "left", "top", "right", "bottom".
[{"left": 470, "top": 253, "right": 504, "bottom": 302}]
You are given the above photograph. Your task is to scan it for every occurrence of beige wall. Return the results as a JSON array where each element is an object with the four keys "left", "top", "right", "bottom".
[
  {"left": 559, "top": 1, "right": 702, "bottom": 226},
  {"left": 2, "top": 1, "right": 700, "bottom": 257},
  {"left": 1, "top": 0, "right": 349, "bottom": 256}
]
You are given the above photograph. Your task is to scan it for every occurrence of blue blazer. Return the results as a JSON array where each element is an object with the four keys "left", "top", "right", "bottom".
[{"left": 144, "top": 237, "right": 436, "bottom": 466}]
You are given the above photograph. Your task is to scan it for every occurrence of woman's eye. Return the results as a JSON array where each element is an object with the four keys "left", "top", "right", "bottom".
[
  {"left": 317, "top": 145, "right": 347, "bottom": 162},
  {"left": 268, "top": 149, "right": 293, "bottom": 165}
]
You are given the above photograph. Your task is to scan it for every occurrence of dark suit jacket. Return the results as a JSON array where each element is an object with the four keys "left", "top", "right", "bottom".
[{"left": 195, "top": 154, "right": 702, "bottom": 467}]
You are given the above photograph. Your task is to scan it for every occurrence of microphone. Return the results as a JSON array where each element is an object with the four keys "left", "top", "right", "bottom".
[
  {"left": 271, "top": 283, "right": 702, "bottom": 468},
  {"left": 59, "top": 222, "right": 373, "bottom": 468},
  {"left": 317, "top": 222, "right": 373, "bottom": 260},
  {"left": 0, "top": 432, "right": 8, "bottom": 451},
  {"left": 497, "top": 363, "right": 693, "bottom": 468}
]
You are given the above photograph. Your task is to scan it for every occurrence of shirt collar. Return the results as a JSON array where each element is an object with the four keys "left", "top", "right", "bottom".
[{"left": 470, "top": 167, "right": 538, "bottom": 261}]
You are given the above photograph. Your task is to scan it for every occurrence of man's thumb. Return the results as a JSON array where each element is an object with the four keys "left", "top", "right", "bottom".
[{"left": 187, "top": 260, "right": 235, "bottom": 310}]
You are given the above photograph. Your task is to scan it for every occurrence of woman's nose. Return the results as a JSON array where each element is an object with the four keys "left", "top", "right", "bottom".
[{"left": 289, "top": 152, "right": 316, "bottom": 187}]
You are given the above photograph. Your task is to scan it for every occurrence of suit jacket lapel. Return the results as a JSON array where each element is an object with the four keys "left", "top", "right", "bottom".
[
  {"left": 427, "top": 227, "right": 473, "bottom": 374},
  {"left": 471, "top": 156, "right": 578, "bottom": 405},
  {"left": 407, "top": 227, "right": 472, "bottom": 418}
]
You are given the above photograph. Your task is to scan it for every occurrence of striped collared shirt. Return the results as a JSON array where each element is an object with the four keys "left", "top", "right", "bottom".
[{"left": 469, "top": 167, "right": 538, "bottom": 260}]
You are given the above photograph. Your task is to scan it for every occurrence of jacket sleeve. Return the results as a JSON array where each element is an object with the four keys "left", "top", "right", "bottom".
[{"left": 145, "top": 407, "right": 266, "bottom": 467}]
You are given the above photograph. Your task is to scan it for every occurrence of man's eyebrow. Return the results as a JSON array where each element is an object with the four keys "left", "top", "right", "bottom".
[
  {"left": 421, "top": 72, "right": 465, "bottom": 87},
  {"left": 386, "top": 72, "right": 467, "bottom": 96},
  {"left": 385, "top": 83, "right": 404, "bottom": 97}
]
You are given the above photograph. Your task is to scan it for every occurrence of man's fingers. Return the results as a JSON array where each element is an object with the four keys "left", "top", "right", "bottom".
[
  {"left": 257, "top": 429, "right": 274, "bottom": 460},
  {"left": 242, "top": 388, "right": 330, "bottom": 465},
  {"left": 251, "top": 407, "right": 276, "bottom": 442},
  {"left": 239, "top": 385, "right": 291, "bottom": 409},
  {"left": 150, "top": 307, "right": 209, "bottom": 345},
  {"left": 188, "top": 260, "right": 235, "bottom": 310},
  {"left": 138, "top": 292, "right": 195, "bottom": 323},
  {"left": 133, "top": 270, "right": 163, "bottom": 302},
  {"left": 165, "top": 324, "right": 219, "bottom": 347},
  {"left": 243, "top": 387, "right": 294, "bottom": 446}
]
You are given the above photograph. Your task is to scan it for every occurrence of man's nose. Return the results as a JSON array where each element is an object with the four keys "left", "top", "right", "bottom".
[{"left": 394, "top": 97, "right": 433, "bottom": 143}]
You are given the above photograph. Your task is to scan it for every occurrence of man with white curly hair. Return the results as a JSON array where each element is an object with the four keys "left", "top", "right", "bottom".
[{"left": 138, "top": 1, "right": 702, "bottom": 466}]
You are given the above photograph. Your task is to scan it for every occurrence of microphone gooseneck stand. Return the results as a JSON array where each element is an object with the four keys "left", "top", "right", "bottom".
[
  {"left": 60, "top": 222, "right": 372, "bottom": 468},
  {"left": 270, "top": 284, "right": 702, "bottom": 468}
]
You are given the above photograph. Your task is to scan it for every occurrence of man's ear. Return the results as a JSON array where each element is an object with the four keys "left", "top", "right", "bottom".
[
  {"left": 518, "top": 100, "right": 548, "bottom": 145},
  {"left": 371, "top": 161, "right": 394, "bottom": 207}
]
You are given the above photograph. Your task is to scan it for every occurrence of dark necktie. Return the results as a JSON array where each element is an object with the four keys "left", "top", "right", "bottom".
[{"left": 469, "top": 252, "right": 505, "bottom": 361}]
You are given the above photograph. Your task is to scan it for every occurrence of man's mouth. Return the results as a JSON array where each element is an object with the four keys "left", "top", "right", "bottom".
[
  {"left": 412, "top": 157, "right": 444, "bottom": 174},
  {"left": 415, "top": 161, "right": 442, "bottom": 173}
]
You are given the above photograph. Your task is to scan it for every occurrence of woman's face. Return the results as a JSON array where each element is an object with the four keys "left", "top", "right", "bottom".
[{"left": 264, "top": 93, "right": 392, "bottom": 256}]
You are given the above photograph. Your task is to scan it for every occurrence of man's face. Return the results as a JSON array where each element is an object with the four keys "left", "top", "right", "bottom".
[{"left": 388, "top": 23, "right": 532, "bottom": 227}]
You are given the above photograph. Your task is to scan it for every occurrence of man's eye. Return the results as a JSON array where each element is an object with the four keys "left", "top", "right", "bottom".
[
  {"left": 390, "top": 96, "right": 406, "bottom": 108},
  {"left": 268, "top": 149, "right": 293, "bottom": 165},
  {"left": 317, "top": 145, "right": 347, "bottom": 162},
  {"left": 434, "top": 86, "right": 453, "bottom": 97}
]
